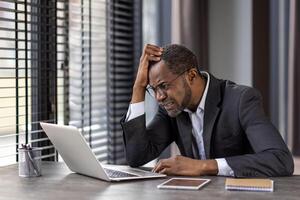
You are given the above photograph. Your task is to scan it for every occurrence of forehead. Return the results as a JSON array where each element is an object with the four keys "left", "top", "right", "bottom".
[{"left": 149, "top": 61, "right": 174, "bottom": 86}]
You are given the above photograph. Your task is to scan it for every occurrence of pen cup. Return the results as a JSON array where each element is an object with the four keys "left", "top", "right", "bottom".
[{"left": 18, "top": 147, "right": 42, "bottom": 177}]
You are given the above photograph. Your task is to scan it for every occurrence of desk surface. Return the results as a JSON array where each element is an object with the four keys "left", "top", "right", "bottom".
[{"left": 0, "top": 162, "right": 299, "bottom": 200}]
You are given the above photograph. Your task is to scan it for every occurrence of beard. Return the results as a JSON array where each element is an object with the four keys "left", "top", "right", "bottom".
[{"left": 162, "top": 79, "right": 192, "bottom": 118}]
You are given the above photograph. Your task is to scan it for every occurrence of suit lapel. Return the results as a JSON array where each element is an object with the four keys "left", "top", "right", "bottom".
[
  {"left": 176, "top": 112, "right": 194, "bottom": 158},
  {"left": 175, "top": 74, "right": 223, "bottom": 159},
  {"left": 203, "top": 74, "right": 222, "bottom": 159}
]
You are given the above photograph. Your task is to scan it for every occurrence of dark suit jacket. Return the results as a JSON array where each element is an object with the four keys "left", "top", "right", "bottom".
[{"left": 121, "top": 74, "right": 294, "bottom": 177}]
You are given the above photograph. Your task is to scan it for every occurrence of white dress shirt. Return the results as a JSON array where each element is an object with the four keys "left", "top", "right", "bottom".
[{"left": 125, "top": 72, "right": 234, "bottom": 176}]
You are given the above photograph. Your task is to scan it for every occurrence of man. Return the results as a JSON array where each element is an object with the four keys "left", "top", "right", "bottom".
[{"left": 121, "top": 44, "right": 294, "bottom": 177}]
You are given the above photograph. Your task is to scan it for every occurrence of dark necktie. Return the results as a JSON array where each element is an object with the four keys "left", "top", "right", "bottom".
[
  {"left": 191, "top": 132, "right": 200, "bottom": 159},
  {"left": 185, "top": 112, "right": 200, "bottom": 160}
]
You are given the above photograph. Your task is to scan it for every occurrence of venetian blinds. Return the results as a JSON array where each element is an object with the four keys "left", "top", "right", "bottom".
[
  {"left": 107, "top": 0, "right": 142, "bottom": 164},
  {"left": 0, "top": 0, "right": 142, "bottom": 166},
  {"left": 0, "top": 0, "right": 68, "bottom": 166},
  {"left": 68, "top": 0, "right": 108, "bottom": 161},
  {"left": 68, "top": 0, "right": 142, "bottom": 164}
]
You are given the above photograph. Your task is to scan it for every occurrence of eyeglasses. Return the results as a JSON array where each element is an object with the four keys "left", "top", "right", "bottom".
[{"left": 146, "top": 68, "right": 191, "bottom": 98}]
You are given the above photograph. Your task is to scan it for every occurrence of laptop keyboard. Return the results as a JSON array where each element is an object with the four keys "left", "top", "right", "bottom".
[{"left": 104, "top": 168, "right": 138, "bottom": 178}]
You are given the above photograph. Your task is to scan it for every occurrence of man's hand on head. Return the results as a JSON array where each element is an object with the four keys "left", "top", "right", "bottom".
[
  {"left": 152, "top": 155, "right": 219, "bottom": 176},
  {"left": 131, "top": 44, "right": 163, "bottom": 103}
]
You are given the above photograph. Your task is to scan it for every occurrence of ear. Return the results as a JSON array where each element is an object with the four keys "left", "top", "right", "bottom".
[{"left": 187, "top": 68, "right": 198, "bottom": 84}]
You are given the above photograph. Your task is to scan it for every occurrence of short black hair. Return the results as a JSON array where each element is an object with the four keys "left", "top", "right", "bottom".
[{"left": 149, "top": 44, "right": 199, "bottom": 74}]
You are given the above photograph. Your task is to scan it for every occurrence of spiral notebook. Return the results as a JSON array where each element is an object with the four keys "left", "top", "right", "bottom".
[{"left": 225, "top": 178, "right": 274, "bottom": 192}]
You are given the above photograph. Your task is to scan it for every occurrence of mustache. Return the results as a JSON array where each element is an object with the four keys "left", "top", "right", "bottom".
[{"left": 159, "top": 100, "right": 173, "bottom": 107}]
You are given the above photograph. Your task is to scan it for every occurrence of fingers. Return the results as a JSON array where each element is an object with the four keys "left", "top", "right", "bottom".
[
  {"left": 133, "top": 44, "right": 162, "bottom": 89},
  {"left": 152, "top": 158, "right": 171, "bottom": 173},
  {"left": 142, "top": 44, "right": 163, "bottom": 61},
  {"left": 143, "top": 44, "right": 163, "bottom": 53},
  {"left": 145, "top": 46, "right": 163, "bottom": 56},
  {"left": 152, "top": 156, "right": 185, "bottom": 175},
  {"left": 152, "top": 159, "right": 162, "bottom": 173},
  {"left": 159, "top": 168, "right": 169, "bottom": 175},
  {"left": 151, "top": 156, "right": 206, "bottom": 176},
  {"left": 146, "top": 54, "right": 161, "bottom": 62},
  {"left": 139, "top": 44, "right": 162, "bottom": 67},
  {"left": 152, "top": 162, "right": 172, "bottom": 176}
]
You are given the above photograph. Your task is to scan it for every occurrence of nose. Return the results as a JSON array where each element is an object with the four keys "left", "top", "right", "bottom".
[{"left": 155, "top": 90, "right": 167, "bottom": 102}]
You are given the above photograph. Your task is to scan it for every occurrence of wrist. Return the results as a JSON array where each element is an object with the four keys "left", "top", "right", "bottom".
[
  {"left": 133, "top": 84, "right": 146, "bottom": 91},
  {"left": 198, "top": 159, "right": 218, "bottom": 175},
  {"left": 131, "top": 85, "right": 146, "bottom": 103}
]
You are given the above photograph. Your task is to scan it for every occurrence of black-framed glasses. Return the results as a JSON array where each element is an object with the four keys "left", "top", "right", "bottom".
[{"left": 146, "top": 68, "right": 191, "bottom": 98}]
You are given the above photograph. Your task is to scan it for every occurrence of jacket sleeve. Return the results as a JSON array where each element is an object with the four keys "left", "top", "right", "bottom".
[
  {"left": 225, "top": 88, "right": 294, "bottom": 177},
  {"left": 120, "top": 106, "right": 174, "bottom": 167}
]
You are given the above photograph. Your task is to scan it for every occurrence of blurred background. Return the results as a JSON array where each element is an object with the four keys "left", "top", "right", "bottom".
[{"left": 0, "top": 0, "right": 299, "bottom": 174}]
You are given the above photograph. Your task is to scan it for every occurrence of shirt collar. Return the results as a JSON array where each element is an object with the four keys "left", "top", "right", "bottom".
[{"left": 184, "top": 71, "right": 210, "bottom": 113}]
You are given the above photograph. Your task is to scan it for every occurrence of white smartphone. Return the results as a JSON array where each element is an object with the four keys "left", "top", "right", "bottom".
[{"left": 157, "top": 178, "right": 211, "bottom": 190}]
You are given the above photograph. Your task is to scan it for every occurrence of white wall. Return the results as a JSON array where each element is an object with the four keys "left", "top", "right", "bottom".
[{"left": 209, "top": 0, "right": 252, "bottom": 86}]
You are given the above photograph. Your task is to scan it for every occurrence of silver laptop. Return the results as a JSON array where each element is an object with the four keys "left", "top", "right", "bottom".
[{"left": 40, "top": 122, "right": 166, "bottom": 181}]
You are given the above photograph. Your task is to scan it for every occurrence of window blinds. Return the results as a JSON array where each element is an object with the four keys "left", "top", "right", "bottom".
[
  {"left": 107, "top": 0, "right": 142, "bottom": 164},
  {"left": 0, "top": 0, "right": 142, "bottom": 166},
  {"left": 68, "top": 0, "right": 142, "bottom": 164},
  {"left": 68, "top": 0, "right": 108, "bottom": 162},
  {"left": 0, "top": 0, "right": 68, "bottom": 166}
]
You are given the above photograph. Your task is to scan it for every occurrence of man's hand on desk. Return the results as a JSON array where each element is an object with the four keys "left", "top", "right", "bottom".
[{"left": 152, "top": 155, "right": 219, "bottom": 176}]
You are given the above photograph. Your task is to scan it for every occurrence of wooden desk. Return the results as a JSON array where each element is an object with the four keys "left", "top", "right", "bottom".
[{"left": 0, "top": 162, "right": 299, "bottom": 200}]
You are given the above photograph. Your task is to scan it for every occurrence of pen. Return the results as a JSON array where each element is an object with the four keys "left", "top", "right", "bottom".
[{"left": 21, "top": 144, "right": 39, "bottom": 176}]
